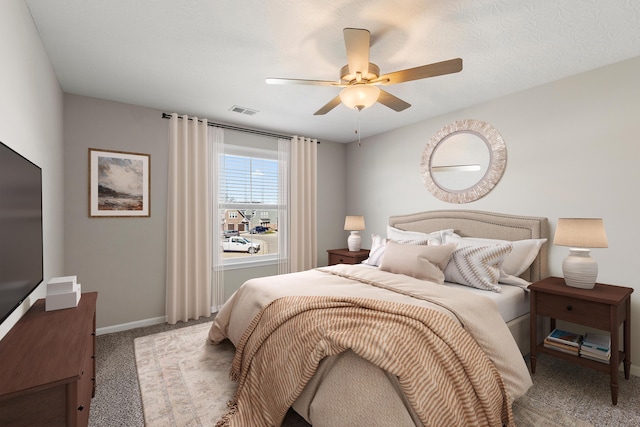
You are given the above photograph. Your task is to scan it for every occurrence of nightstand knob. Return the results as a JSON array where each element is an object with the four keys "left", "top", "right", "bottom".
[{"left": 566, "top": 305, "right": 573, "bottom": 311}]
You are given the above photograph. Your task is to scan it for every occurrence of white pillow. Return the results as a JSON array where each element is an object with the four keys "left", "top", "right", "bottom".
[
  {"left": 362, "top": 234, "right": 386, "bottom": 266},
  {"left": 504, "top": 238, "right": 547, "bottom": 276},
  {"left": 444, "top": 235, "right": 546, "bottom": 277},
  {"left": 499, "top": 274, "right": 531, "bottom": 291},
  {"left": 387, "top": 226, "right": 455, "bottom": 245},
  {"left": 444, "top": 243, "right": 512, "bottom": 292}
]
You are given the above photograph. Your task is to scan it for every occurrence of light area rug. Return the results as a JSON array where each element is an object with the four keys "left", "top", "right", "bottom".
[
  {"left": 134, "top": 322, "right": 237, "bottom": 427},
  {"left": 134, "top": 322, "right": 593, "bottom": 427}
]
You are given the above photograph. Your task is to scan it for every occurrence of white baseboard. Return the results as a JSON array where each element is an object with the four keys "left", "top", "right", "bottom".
[
  {"left": 96, "top": 305, "right": 221, "bottom": 336},
  {"left": 96, "top": 316, "right": 167, "bottom": 336}
]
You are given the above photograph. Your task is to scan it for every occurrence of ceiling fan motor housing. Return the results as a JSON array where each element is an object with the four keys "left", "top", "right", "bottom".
[{"left": 340, "top": 63, "right": 380, "bottom": 84}]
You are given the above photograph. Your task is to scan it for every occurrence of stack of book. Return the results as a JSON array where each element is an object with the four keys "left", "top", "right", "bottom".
[
  {"left": 543, "top": 328, "right": 583, "bottom": 355},
  {"left": 580, "top": 332, "right": 611, "bottom": 364}
]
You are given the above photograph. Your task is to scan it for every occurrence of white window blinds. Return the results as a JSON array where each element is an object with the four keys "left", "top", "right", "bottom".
[{"left": 220, "top": 153, "right": 278, "bottom": 207}]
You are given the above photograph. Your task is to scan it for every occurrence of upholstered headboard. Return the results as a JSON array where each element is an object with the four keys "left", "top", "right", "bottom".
[{"left": 389, "top": 210, "right": 549, "bottom": 282}]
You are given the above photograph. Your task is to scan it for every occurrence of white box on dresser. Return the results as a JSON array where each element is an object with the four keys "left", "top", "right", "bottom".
[
  {"left": 46, "top": 283, "right": 82, "bottom": 311},
  {"left": 47, "top": 275, "right": 77, "bottom": 293}
]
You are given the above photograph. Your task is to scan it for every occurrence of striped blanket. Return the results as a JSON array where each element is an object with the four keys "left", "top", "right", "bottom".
[{"left": 217, "top": 295, "right": 514, "bottom": 427}]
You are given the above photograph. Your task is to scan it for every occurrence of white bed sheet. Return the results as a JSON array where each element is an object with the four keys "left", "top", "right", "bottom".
[
  {"left": 444, "top": 281, "right": 529, "bottom": 323},
  {"left": 359, "top": 263, "right": 530, "bottom": 324}
]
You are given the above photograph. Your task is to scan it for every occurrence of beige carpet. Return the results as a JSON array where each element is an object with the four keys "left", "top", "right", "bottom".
[{"left": 134, "top": 321, "right": 593, "bottom": 427}]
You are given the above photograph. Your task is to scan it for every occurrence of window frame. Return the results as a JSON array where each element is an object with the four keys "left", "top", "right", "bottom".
[{"left": 218, "top": 145, "right": 280, "bottom": 269}]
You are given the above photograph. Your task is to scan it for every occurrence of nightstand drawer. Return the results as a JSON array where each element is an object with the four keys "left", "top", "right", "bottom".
[
  {"left": 326, "top": 248, "right": 370, "bottom": 266},
  {"left": 536, "top": 292, "right": 610, "bottom": 330},
  {"left": 329, "top": 253, "right": 356, "bottom": 265}
]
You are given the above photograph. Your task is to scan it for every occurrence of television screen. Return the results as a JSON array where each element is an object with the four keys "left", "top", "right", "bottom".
[{"left": 0, "top": 141, "right": 43, "bottom": 324}]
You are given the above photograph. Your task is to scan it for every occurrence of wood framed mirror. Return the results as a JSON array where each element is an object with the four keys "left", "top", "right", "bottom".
[{"left": 420, "top": 119, "right": 507, "bottom": 203}]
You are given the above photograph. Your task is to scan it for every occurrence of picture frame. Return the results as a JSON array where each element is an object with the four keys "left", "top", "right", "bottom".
[{"left": 88, "top": 148, "right": 150, "bottom": 217}]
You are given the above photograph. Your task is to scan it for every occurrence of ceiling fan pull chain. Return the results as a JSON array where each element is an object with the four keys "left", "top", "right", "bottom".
[{"left": 354, "top": 108, "right": 362, "bottom": 147}]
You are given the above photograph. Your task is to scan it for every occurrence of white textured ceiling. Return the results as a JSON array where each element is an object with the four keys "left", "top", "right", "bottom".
[{"left": 25, "top": 0, "right": 640, "bottom": 143}]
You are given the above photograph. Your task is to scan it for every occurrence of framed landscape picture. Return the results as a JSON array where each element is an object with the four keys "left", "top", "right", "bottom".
[{"left": 89, "top": 148, "right": 150, "bottom": 217}]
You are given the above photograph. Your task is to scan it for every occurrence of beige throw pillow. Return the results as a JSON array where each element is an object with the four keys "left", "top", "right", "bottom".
[{"left": 378, "top": 241, "right": 456, "bottom": 284}]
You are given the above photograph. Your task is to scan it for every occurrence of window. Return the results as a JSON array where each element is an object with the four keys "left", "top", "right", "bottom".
[{"left": 219, "top": 145, "right": 280, "bottom": 267}]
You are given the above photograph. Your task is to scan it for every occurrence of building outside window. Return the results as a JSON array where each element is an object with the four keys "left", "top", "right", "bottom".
[{"left": 218, "top": 145, "right": 279, "bottom": 266}]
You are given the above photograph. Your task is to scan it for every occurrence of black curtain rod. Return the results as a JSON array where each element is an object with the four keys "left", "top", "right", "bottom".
[{"left": 161, "top": 113, "right": 320, "bottom": 143}]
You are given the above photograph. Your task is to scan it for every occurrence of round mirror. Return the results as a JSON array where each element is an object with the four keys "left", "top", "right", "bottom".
[{"left": 420, "top": 120, "right": 506, "bottom": 204}]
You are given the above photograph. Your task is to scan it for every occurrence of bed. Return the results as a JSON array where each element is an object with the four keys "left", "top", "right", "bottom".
[
  {"left": 209, "top": 210, "right": 549, "bottom": 427},
  {"left": 388, "top": 210, "right": 549, "bottom": 355}
]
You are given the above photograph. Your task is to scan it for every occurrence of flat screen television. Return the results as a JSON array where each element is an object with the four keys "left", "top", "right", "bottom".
[{"left": 0, "top": 141, "right": 43, "bottom": 324}]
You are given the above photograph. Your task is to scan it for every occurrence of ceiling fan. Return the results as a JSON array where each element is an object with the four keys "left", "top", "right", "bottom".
[{"left": 266, "top": 28, "right": 463, "bottom": 115}]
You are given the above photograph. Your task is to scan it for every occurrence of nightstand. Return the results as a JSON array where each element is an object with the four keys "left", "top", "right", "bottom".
[
  {"left": 529, "top": 276, "right": 633, "bottom": 405},
  {"left": 327, "top": 248, "right": 370, "bottom": 266}
]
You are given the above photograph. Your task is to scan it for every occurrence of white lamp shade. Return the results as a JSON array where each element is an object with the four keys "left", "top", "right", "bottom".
[
  {"left": 553, "top": 218, "right": 608, "bottom": 248},
  {"left": 344, "top": 215, "right": 365, "bottom": 231},
  {"left": 339, "top": 85, "right": 380, "bottom": 110},
  {"left": 553, "top": 218, "right": 608, "bottom": 289}
]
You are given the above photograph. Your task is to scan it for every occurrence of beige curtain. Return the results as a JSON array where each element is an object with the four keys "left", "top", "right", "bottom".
[
  {"left": 211, "top": 127, "right": 225, "bottom": 311},
  {"left": 166, "top": 114, "right": 217, "bottom": 324},
  {"left": 278, "top": 136, "right": 317, "bottom": 274}
]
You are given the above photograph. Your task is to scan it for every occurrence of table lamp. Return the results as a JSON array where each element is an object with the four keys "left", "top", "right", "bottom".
[
  {"left": 344, "top": 215, "right": 365, "bottom": 252},
  {"left": 552, "top": 218, "right": 608, "bottom": 289}
]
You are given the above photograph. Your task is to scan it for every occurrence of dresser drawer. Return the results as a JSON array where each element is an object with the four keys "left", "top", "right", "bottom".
[
  {"left": 0, "top": 385, "right": 66, "bottom": 427},
  {"left": 535, "top": 292, "right": 610, "bottom": 330},
  {"left": 76, "top": 337, "right": 95, "bottom": 425}
]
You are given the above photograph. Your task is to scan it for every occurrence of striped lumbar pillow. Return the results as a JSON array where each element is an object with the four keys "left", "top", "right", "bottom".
[{"left": 444, "top": 243, "right": 512, "bottom": 292}]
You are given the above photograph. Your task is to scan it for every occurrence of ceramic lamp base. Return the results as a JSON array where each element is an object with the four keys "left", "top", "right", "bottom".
[
  {"left": 562, "top": 248, "right": 598, "bottom": 289},
  {"left": 347, "top": 231, "right": 362, "bottom": 252}
]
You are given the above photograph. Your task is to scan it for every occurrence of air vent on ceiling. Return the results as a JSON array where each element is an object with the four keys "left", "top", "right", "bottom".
[{"left": 229, "top": 105, "right": 259, "bottom": 116}]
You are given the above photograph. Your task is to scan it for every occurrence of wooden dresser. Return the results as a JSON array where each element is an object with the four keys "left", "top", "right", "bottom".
[{"left": 0, "top": 292, "right": 97, "bottom": 427}]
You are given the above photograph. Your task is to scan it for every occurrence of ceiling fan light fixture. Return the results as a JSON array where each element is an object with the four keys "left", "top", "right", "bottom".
[{"left": 339, "top": 84, "right": 380, "bottom": 111}]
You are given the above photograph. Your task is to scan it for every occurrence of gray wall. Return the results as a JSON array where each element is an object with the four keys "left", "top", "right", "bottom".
[
  {"left": 63, "top": 94, "right": 347, "bottom": 329},
  {"left": 0, "top": 0, "right": 65, "bottom": 339},
  {"left": 346, "top": 56, "right": 640, "bottom": 373},
  {"left": 63, "top": 95, "right": 169, "bottom": 329}
]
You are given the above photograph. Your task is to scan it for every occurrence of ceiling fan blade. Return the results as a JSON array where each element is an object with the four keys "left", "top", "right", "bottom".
[
  {"left": 266, "top": 77, "right": 340, "bottom": 86},
  {"left": 343, "top": 28, "right": 370, "bottom": 77},
  {"left": 377, "top": 89, "right": 411, "bottom": 112},
  {"left": 314, "top": 95, "right": 342, "bottom": 115},
  {"left": 376, "top": 58, "right": 463, "bottom": 85}
]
